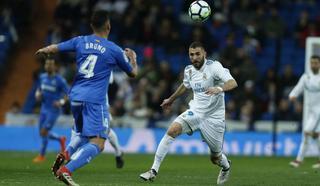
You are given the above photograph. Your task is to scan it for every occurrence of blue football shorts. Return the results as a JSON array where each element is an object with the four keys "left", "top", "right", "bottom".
[
  {"left": 39, "top": 110, "right": 59, "bottom": 130},
  {"left": 71, "top": 101, "right": 109, "bottom": 139}
]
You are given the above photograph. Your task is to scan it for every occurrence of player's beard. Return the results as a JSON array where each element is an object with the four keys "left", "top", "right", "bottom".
[
  {"left": 192, "top": 57, "right": 205, "bottom": 70},
  {"left": 311, "top": 68, "right": 319, "bottom": 74}
]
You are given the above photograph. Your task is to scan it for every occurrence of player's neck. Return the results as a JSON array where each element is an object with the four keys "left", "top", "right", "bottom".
[
  {"left": 94, "top": 31, "right": 108, "bottom": 39},
  {"left": 47, "top": 72, "right": 55, "bottom": 77}
]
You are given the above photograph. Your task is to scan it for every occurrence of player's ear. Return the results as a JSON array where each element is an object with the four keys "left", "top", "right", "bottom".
[
  {"left": 90, "top": 23, "right": 94, "bottom": 31},
  {"left": 106, "top": 21, "right": 111, "bottom": 31}
]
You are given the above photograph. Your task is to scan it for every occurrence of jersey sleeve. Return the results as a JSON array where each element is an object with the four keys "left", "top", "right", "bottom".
[
  {"left": 183, "top": 66, "right": 192, "bottom": 89},
  {"left": 57, "top": 37, "right": 80, "bottom": 52},
  {"left": 289, "top": 74, "right": 306, "bottom": 98},
  {"left": 212, "top": 61, "right": 234, "bottom": 82},
  {"left": 113, "top": 46, "right": 133, "bottom": 74}
]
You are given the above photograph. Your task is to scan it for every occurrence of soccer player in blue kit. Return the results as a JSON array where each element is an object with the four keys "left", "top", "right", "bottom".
[
  {"left": 36, "top": 10, "right": 138, "bottom": 186},
  {"left": 66, "top": 72, "right": 124, "bottom": 169},
  {"left": 33, "top": 57, "right": 69, "bottom": 163}
]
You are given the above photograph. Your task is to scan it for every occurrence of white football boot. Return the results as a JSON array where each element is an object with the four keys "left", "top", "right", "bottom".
[
  {"left": 139, "top": 169, "right": 157, "bottom": 181},
  {"left": 289, "top": 160, "right": 301, "bottom": 168},
  {"left": 217, "top": 160, "right": 231, "bottom": 185}
]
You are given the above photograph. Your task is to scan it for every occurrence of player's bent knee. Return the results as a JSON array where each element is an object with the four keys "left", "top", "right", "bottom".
[
  {"left": 40, "top": 129, "right": 48, "bottom": 137},
  {"left": 167, "top": 123, "right": 182, "bottom": 138},
  {"left": 89, "top": 137, "right": 105, "bottom": 152}
]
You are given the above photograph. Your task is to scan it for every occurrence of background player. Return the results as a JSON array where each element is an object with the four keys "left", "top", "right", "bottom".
[
  {"left": 32, "top": 57, "right": 68, "bottom": 163},
  {"left": 35, "top": 10, "right": 138, "bottom": 186},
  {"left": 140, "top": 42, "right": 237, "bottom": 185},
  {"left": 289, "top": 55, "right": 320, "bottom": 169}
]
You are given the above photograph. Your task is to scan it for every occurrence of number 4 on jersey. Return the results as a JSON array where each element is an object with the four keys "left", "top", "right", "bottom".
[{"left": 79, "top": 54, "right": 97, "bottom": 78}]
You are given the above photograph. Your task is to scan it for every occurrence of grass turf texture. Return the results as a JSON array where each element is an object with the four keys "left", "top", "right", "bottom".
[{"left": 0, "top": 151, "right": 319, "bottom": 186}]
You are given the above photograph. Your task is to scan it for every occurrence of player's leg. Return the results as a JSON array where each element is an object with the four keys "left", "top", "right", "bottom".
[
  {"left": 311, "top": 132, "right": 320, "bottom": 168},
  {"left": 46, "top": 113, "right": 67, "bottom": 153},
  {"left": 199, "top": 119, "right": 230, "bottom": 185},
  {"left": 56, "top": 102, "right": 108, "bottom": 185},
  {"left": 290, "top": 133, "right": 311, "bottom": 167},
  {"left": 63, "top": 136, "right": 105, "bottom": 173},
  {"left": 108, "top": 128, "right": 124, "bottom": 168},
  {"left": 151, "top": 122, "right": 181, "bottom": 172},
  {"left": 290, "top": 113, "right": 317, "bottom": 167},
  {"left": 65, "top": 129, "right": 88, "bottom": 159},
  {"left": 140, "top": 110, "right": 198, "bottom": 181},
  {"left": 52, "top": 107, "right": 88, "bottom": 177},
  {"left": 312, "top": 120, "right": 320, "bottom": 169},
  {"left": 139, "top": 122, "right": 181, "bottom": 181},
  {"left": 33, "top": 112, "right": 48, "bottom": 163}
]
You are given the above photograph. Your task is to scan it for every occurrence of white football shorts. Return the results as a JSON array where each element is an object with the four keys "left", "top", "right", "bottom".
[{"left": 173, "top": 109, "right": 226, "bottom": 155}]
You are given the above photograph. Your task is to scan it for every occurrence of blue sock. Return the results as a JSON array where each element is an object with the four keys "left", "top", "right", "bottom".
[
  {"left": 48, "top": 132, "right": 60, "bottom": 141},
  {"left": 65, "top": 143, "right": 100, "bottom": 172},
  {"left": 40, "top": 136, "right": 49, "bottom": 156},
  {"left": 66, "top": 136, "right": 88, "bottom": 157}
]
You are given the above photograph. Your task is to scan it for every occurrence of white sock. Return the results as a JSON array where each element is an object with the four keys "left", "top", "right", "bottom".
[
  {"left": 151, "top": 134, "right": 175, "bottom": 173},
  {"left": 296, "top": 135, "right": 310, "bottom": 162},
  {"left": 108, "top": 129, "right": 122, "bottom": 157},
  {"left": 218, "top": 154, "right": 230, "bottom": 170}
]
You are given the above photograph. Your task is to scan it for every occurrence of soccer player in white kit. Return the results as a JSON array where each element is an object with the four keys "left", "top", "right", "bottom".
[
  {"left": 140, "top": 42, "right": 238, "bottom": 185},
  {"left": 289, "top": 55, "right": 320, "bottom": 169}
]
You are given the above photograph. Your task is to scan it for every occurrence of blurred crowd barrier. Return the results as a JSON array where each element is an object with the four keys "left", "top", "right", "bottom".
[
  {"left": 5, "top": 113, "right": 300, "bottom": 132},
  {"left": 0, "top": 125, "right": 318, "bottom": 157}
]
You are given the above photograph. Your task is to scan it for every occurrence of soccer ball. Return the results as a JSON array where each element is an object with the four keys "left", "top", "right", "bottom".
[{"left": 188, "top": 0, "right": 211, "bottom": 22}]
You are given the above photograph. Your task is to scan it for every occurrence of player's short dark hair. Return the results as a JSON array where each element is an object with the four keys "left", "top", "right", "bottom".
[
  {"left": 189, "top": 41, "right": 205, "bottom": 50},
  {"left": 91, "top": 10, "right": 110, "bottom": 31},
  {"left": 311, "top": 55, "right": 320, "bottom": 61}
]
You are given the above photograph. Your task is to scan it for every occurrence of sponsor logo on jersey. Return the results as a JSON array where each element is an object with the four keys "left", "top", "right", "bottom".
[{"left": 41, "top": 84, "right": 57, "bottom": 92}]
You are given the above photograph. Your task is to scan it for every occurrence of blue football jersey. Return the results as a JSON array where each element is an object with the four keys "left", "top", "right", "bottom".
[
  {"left": 38, "top": 73, "right": 69, "bottom": 112},
  {"left": 57, "top": 34, "right": 133, "bottom": 104}
]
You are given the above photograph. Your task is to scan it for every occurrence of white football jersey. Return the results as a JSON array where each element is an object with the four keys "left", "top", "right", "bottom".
[
  {"left": 289, "top": 73, "right": 320, "bottom": 111},
  {"left": 183, "top": 59, "right": 234, "bottom": 118}
]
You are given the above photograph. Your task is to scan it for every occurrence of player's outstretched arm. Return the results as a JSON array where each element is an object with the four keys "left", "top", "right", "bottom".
[
  {"left": 161, "top": 83, "right": 187, "bottom": 109},
  {"left": 35, "top": 44, "right": 59, "bottom": 57},
  {"left": 289, "top": 74, "right": 305, "bottom": 101},
  {"left": 205, "top": 79, "right": 238, "bottom": 95}
]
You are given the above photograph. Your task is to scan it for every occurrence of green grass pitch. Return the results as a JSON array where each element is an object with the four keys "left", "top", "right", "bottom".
[{"left": 0, "top": 151, "right": 319, "bottom": 186}]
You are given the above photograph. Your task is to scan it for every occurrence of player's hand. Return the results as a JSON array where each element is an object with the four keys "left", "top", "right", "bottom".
[
  {"left": 35, "top": 91, "right": 42, "bottom": 101},
  {"left": 53, "top": 99, "right": 65, "bottom": 108},
  {"left": 205, "top": 86, "right": 223, "bottom": 95},
  {"left": 124, "top": 48, "right": 137, "bottom": 64},
  {"left": 35, "top": 48, "right": 48, "bottom": 59},
  {"left": 160, "top": 98, "right": 173, "bottom": 110},
  {"left": 53, "top": 101, "right": 62, "bottom": 108}
]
